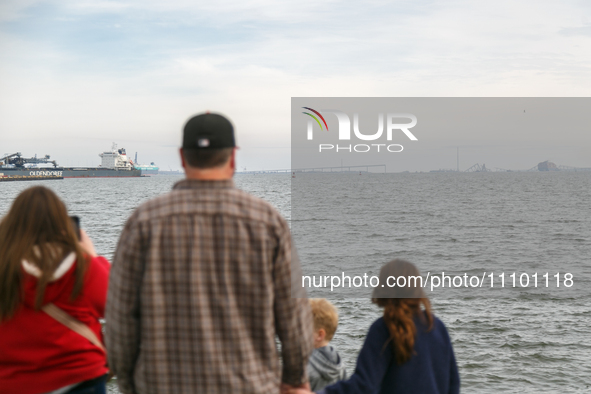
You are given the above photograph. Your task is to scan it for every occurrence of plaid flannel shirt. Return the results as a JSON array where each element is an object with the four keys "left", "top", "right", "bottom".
[{"left": 106, "top": 179, "right": 313, "bottom": 394}]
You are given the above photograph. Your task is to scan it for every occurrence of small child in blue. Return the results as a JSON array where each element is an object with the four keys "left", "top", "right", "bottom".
[{"left": 307, "top": 299, "right": 347, "bottom": 391}]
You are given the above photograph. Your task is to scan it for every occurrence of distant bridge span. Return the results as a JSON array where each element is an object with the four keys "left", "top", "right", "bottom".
[{"left": 237, "top": 164, "right": 387, "bottom": 175}]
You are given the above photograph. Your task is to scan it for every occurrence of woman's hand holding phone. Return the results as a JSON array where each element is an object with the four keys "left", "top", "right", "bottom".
[{"left": 79, "top": 229, "right": 98, "bottom": 258}]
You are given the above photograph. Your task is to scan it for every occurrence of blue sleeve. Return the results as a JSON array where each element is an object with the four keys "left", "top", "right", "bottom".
[
  {"left": 318, "top": 319, "right": 392, "bottom": 394},
  {"left": 448, "top": 333, "right": 460, "bottom": 394},
  {"left": 435, "top": 317, "right": 460, "bottom": 394}
]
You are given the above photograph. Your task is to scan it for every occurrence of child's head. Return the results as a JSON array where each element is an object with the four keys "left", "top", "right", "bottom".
[
  {"left": 371, "top": 259, "right": 433, "bottom": 365},
  {"left": 309, "top": 298, "right": 339, "bottom": 348}
]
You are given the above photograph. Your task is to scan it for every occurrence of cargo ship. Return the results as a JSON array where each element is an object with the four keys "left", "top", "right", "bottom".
[
  {"left": 0, "top": 144, "right": 141, "bottom": 178},
  {"left": 537, "top": 160, "right": 559, "bottom": 171},
  {"left": 133, "top": 153, "right": 159, "bottom": 175}
]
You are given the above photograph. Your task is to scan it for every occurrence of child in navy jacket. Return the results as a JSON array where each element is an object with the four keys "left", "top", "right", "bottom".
[{"left": 286, "top": 259, "right": 460, "bottom": 394}]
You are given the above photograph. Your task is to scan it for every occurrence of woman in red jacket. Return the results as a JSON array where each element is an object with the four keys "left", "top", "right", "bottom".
[{"left": 0, "top": 186, "right": 111, "bottom": 394}]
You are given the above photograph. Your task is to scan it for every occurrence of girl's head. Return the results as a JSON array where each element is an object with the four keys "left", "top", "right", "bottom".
[
  {"left": 0, "top": 186, "right": 87, "bottom": 321},
  {"left": 371, "top": 259, "right": 433, "bottom": 365}
]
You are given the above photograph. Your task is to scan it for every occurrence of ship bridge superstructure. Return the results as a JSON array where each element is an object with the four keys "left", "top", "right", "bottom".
[{"left": 99, "top": 143, "right": 134, "bottom": 170}]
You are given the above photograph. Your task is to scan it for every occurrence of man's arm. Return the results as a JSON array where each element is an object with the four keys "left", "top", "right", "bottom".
[
  {"left": 105, "top": 213, "right": 146, "bottom": 394},
  {"left": 273, "top": 222, "right": 314, "bottom": 387}
]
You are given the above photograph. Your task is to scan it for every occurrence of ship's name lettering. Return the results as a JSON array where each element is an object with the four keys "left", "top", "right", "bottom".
[{"left": 29, "top": 171, "right": 63, "bottom": 177}]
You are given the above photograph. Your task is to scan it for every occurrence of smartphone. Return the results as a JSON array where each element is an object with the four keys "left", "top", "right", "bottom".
[{"left": 70, "top": 216, "right": 81, "bottom": 240}]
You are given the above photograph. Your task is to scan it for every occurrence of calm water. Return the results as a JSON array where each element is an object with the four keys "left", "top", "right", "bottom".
[{"left": 1, "top": 172, "right": 590, "bottom": 393}]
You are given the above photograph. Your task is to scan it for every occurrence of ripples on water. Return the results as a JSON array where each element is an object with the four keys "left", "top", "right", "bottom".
[{"left": 1, "top": 172, "right": 589, "bottom": 393}]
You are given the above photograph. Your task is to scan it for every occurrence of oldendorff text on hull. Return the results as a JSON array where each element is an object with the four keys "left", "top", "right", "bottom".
[{"left": 0, "top": 143, "right": 142, "bottom": 178}]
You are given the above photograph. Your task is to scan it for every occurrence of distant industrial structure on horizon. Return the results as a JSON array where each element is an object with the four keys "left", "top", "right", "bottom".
[
  {"left": 447, "top": 160, "right": 591, "bottom": 173},
  {"left": 235, "top": 160, "right": 591, "bottom": 175}
]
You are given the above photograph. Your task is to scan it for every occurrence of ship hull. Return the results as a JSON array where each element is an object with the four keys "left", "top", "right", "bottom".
[
  {"left": 135, "top": 166, "right": 159, "bottom": 175},
  {"left": 0, "top": 168, "right": 141, "bottom": 178}
]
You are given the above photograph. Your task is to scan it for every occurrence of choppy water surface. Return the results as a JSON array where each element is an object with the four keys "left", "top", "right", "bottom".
[{"left": 1, "top": 172, "right": 590, "bottom": 393}]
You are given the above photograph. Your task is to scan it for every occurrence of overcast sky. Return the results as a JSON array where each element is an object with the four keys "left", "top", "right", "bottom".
[{"left": 1, "top": 0, "right": 590, "bottom": 171}]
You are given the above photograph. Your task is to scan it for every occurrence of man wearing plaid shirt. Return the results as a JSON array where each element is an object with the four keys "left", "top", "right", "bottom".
[{"left": 106, "top": 113, "right": 314, "bottom": 394}]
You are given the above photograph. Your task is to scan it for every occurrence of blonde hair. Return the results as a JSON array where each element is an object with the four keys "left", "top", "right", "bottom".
[{"left": 309, "top": 298, "right": 339, "bottom": 341}]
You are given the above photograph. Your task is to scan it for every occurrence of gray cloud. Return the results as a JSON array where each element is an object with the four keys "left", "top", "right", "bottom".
[{"left": 559, "top": 23, "right": 591, "bottom": 36}]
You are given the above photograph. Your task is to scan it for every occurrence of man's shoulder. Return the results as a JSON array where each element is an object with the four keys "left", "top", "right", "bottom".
[
  {"left": 130, "top": 186, "right": 287, "bottom": 227},
  {"left": 128, "top": 191, "right": 177, "bottom": 221}
]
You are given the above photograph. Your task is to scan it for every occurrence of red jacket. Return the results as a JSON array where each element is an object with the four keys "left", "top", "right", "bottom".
[{"left": 0, "top": 254, "right": 110, "bottom": 394}]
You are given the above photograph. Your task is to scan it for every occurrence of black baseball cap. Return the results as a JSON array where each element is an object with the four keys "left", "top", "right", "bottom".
[{"left": 182, "top": 113, "right": 236, "bottom": 150}]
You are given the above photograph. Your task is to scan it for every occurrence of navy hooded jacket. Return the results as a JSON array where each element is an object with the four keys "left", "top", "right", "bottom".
[{"left": 318, "top": 315, "right": 460, "bottom": 394}]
